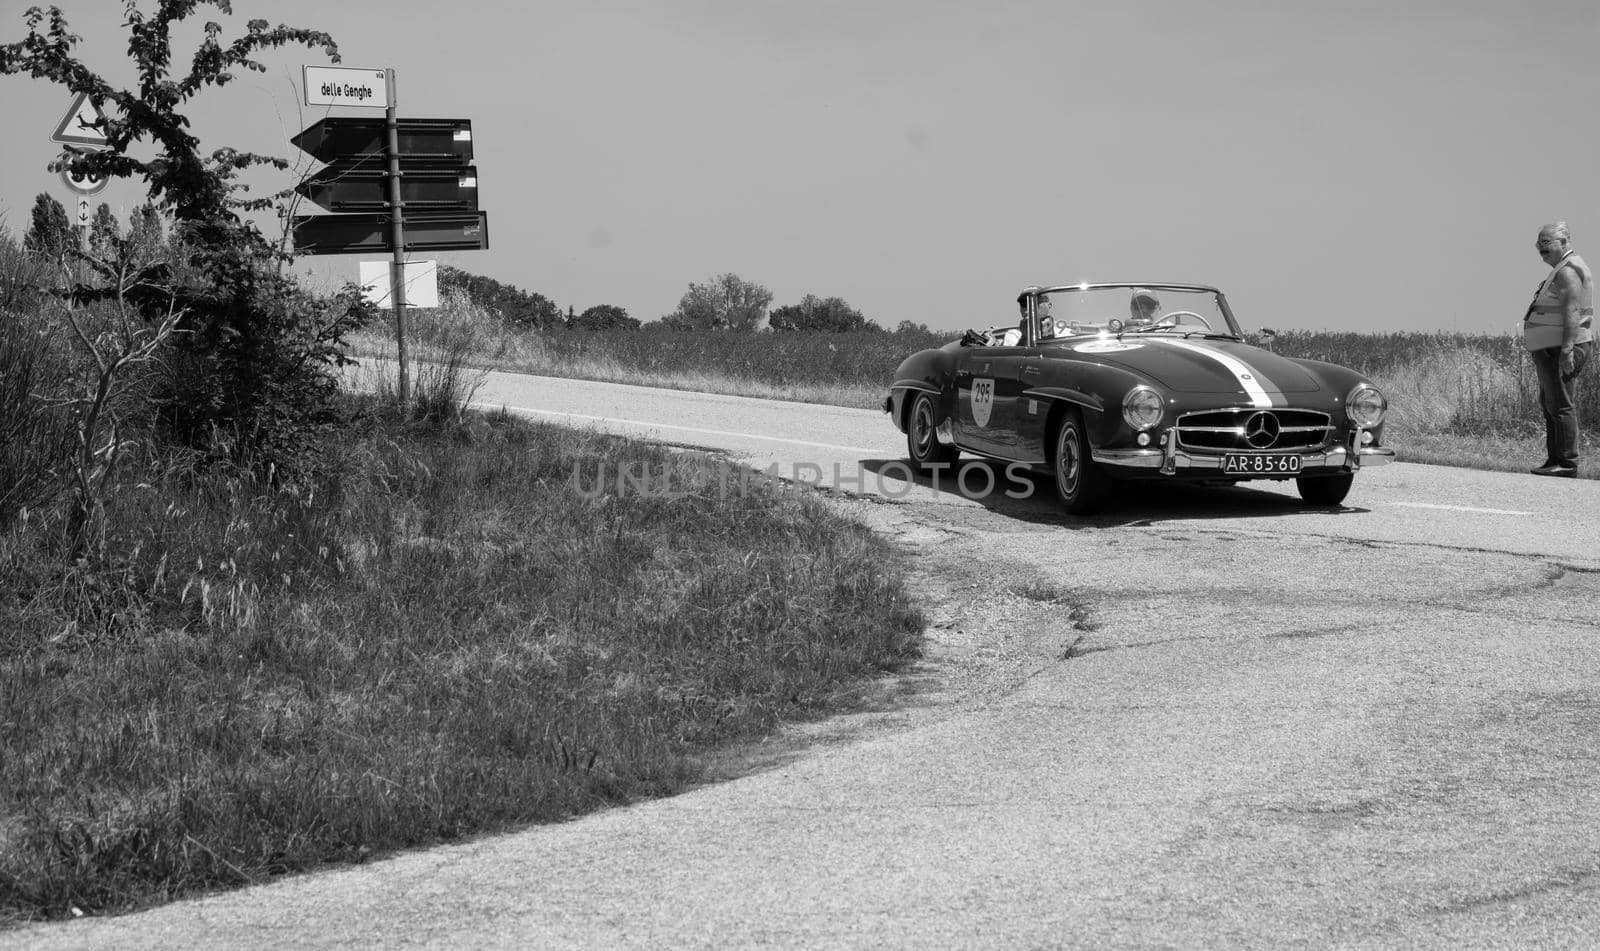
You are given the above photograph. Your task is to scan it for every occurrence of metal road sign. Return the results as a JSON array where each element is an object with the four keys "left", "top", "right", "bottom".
[
  {"left": 296, "top": 163, "right": 479, "bottom": 212},
  {"left": 289, "top": 67, "right": 480, "bottom": 404},
  {"left": 51, "top": 91, "right": 110, "bottom": 147},
  {"left": 290, "top": 212, "right": 489, "bottom": 255},
  {"left": 60, "top": 163, "right": 108, "bottom": 196},
  {"left": 303, "top": 65, "right": 390, "bottom": 109},
  {"left": 290, "top": 118, "right": 473, "bottom": 165},
  {"left": 360, "top": 260, "right": 440, "bottom": 309}
]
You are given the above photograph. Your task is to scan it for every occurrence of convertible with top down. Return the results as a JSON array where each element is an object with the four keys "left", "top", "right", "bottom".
[{"left": 884, "top": 283, "right": 1395, "bottom": 513}]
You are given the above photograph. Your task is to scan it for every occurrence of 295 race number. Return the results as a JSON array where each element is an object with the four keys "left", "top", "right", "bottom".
[{"left": 1222, "top": 453, "right": 1303, "bottom": 474}]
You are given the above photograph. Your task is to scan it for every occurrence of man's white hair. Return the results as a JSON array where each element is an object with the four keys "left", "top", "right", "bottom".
[{"left": 1541, "top": 220, "right": 1571, "bottom": 241}]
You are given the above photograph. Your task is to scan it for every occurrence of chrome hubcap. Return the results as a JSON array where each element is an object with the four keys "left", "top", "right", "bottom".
[
  {"left": 1056, "top": 426, "right": 1080, "bottom": 496},
  {"left": 913, "top": 400, "right": 934, "bottom": 455}
]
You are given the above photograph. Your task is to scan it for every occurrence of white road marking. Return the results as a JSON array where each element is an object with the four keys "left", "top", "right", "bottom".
[
  {"left": 1390, "top": 501, "right": 1533, "bottom": 516},
  {"left": 472, "top": 402, "right": 888, "bottom": 454}
]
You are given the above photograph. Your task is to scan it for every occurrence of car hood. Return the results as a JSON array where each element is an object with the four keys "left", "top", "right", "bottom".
[{"left": 1062, "top": 336, "right": 1324, "bottom": 398}]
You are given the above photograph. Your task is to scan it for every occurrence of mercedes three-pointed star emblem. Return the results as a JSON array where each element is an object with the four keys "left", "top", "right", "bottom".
[{"left": 1244, "top": 411, "right": 1280, "bottom": 449}]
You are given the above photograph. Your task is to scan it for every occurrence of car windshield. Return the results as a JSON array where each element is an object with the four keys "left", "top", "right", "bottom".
[{"left": 1037, "top": 285, "right": 1240, "bottom": 340}]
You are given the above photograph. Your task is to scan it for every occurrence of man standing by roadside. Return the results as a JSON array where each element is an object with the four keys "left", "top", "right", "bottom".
[{"left": 1525, "top": 221, "right": 1594, "bottom": 477}]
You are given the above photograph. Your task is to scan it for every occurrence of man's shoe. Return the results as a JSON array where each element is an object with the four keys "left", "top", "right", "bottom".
[{"left": 1531, "top": 463, "right": 1578, "bottom": 477}]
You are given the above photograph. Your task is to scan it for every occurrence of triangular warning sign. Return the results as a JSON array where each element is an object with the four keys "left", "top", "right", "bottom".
[{"left": 51, "top": 91, "right": 110, "bottom": 147}]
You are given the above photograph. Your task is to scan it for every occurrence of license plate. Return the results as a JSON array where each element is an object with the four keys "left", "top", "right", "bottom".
[{"left": 1222, "top": 453, "right": 1303, "bottom": 474}]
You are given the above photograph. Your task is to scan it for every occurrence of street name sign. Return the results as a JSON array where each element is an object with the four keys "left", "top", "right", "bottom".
[
  {"left": 290, "top": 118, "right": 473, "bottom": 165},
  {"left": 303, "top": 65, "right": 390, "bottom": 109},
  {"left": 296, "top": 164, "right": 479, "bottom": 212},
  {"left": 291, "top": 212, "right": 488, "bottom": 255},
  {"left": 51, "top": 91, "right": 110, "bottom": 147}
]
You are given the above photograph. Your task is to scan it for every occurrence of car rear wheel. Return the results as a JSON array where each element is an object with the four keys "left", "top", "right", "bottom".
[
  {"left": 1051, "top": 409, "right": 1110, "bottom": 514},
  {"left": 1296, "top": 472, "right": 1354, "bottom": 506},
  {"left": 907, "top": 392, "right": 958, "bottom": 471}
]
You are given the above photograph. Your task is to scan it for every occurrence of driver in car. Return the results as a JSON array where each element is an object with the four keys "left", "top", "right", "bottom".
[
  {"left": 1034, "top": 295, "right": 1056, "bottom": 340},
  {"left": 986, "top": 292, "right": 1053, "bottom": 346},
  {"left": 1128, "top": 288, "right": 1161, "bottom": 326}
]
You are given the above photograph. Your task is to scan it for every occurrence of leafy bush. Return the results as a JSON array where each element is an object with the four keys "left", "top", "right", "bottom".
[
  {"left": 658, "top": 273, "right": 773, "bottom": 330},
  {"left": 770, "top": 294, "right": 879, "bottom": 332},
  {"left": 438, "top": 265, "right": 562, "bottom": 329},
  {"left": 21, "top": 193, "right": 73, "bottom": 265},
  {"left": 3, "top": 5, "right": 368, "bottom": 484},
  {"left": 155, "top": 222, "right": 375, "bottom": 479},
  {"left": 569, "top": 303, "right": 639, "bottom": 331}
]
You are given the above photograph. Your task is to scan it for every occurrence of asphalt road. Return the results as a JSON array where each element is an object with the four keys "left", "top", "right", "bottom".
[{"left": 13, "top": 369, "right": 1600, "bottom": 949}]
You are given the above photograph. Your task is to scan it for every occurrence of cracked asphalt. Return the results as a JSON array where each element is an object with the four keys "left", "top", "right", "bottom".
[{"left": 13, "top": 371, "right": 1600, "bottom": 948}]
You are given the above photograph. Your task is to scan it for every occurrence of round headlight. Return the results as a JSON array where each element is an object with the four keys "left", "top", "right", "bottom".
[
  {"left": 1346, "top": 383, "right": 1386, "bottom": 428},
  {"left": 1122, "top": 385, "right": 1164, "bottom": 431}
]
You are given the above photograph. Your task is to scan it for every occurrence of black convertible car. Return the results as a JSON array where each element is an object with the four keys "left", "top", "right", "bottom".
[{"left": 885, "top": 283, "right": 1395, "bottom": 513}]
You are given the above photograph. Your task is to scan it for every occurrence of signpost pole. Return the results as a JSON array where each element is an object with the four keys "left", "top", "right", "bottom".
[{"left": 384, "top": 68, "right": 410, "bottom": 404}]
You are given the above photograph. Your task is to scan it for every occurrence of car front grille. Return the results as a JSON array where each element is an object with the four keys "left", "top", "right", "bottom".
[{"left": 1174, "top": 408, "right": 1334, "bottom": 453}]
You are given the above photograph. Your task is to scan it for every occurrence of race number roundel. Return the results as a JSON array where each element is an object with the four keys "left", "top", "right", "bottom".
[
  {"left": 60, "top": 165, "right": 108, "bottom": 196},
  {"left": 971, "top": 378, "right": 995, "bottom": 428}
]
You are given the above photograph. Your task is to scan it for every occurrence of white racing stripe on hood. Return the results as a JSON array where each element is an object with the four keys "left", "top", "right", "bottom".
[{"left": 1144, "top": 337, "right": 1276, "bottom": 407}]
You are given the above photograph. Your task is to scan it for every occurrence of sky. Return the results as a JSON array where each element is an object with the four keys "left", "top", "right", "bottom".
[{"left": 2, "top": 0, "right": 1598, "bottom": 335}]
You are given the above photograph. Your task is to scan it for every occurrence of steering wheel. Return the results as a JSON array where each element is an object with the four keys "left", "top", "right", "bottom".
[{"left": 1149, "top": 310, "right": 1214, "bottom": 332}]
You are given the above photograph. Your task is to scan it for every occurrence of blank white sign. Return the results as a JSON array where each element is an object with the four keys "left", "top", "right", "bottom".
[{"left": 360, "top": 260, "right": 439, "bottom": 309}]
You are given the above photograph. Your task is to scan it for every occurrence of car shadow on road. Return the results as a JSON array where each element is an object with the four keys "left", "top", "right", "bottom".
[{"left": 857, "top": 458, "right": 1373, "bottom": 527}]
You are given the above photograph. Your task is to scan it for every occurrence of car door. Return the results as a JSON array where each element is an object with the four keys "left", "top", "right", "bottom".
[
  {"left": 954, "top": 346, "right": 1025, "bottom": 459},
  {"left": 1011, "top": 358, "right": 1049, "bottom": 463}
]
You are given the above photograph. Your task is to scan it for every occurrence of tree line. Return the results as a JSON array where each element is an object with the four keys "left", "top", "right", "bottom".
[
  {"left": 21, "top": 191, "right": 166, "bottom": 263},
  {"left": 437, "top": 267, "right": 932, "bottom": 335}
]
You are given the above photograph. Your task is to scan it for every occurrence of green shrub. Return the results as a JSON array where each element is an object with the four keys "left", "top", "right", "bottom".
[{"left": 154, "top": 222, "right": 375, "bottom": 480}]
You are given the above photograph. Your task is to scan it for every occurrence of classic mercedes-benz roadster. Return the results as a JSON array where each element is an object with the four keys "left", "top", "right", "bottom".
[{"left": 884, "top": 283, "right": 1394, "bottom": 513}]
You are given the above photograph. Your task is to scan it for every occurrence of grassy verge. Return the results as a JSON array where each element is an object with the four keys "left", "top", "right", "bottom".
[{"left": 0, "top": 403, "right": 924, "bottom": 923}]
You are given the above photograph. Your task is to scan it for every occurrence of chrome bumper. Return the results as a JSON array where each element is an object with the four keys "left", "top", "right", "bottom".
[
  {"left": 1092, "top": 427, "right": 1396, "bottom": 474},
  {"left": 1093, "top": 445, "right": 1395, "bottom": 470}
]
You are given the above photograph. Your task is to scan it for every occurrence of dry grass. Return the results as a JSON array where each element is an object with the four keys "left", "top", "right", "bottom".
[
  {"left": 1265, "top": 332, "right": 1598, "bottom": 479},
  {"left": 0, "top": 402, "right": 924, "bottom": 922}
]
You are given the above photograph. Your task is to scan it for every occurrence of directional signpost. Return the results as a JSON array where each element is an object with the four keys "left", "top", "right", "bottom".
[
  {"left": 291, "top": 211, "right": 488, "bottom": 254},
  {"left": 295, "top": 164, "right": 479, "bottom": 212},
  {"left": 291, "top": 68, "right": 490, "bottom": 400}
]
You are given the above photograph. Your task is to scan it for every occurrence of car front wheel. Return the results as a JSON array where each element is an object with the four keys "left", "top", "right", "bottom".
[
  {"left": 1296, "top": 472, "right": 1354, "bottom": 506},
  {"left": 907, "top": 392, "right": 958, "bottom": 471},
  {"left": 1051, "top": 410, "right": 1110, "bottom": 514}
]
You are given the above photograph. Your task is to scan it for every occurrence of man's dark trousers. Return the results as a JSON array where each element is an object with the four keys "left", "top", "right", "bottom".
[{"left": 1531, "top": 340, "right": 1594, "bottom": 467}]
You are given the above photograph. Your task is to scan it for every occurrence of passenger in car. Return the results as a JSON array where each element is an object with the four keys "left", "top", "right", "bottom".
[{"left": 1128, "top": 288, "right": 1161, "bottom": 325}]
